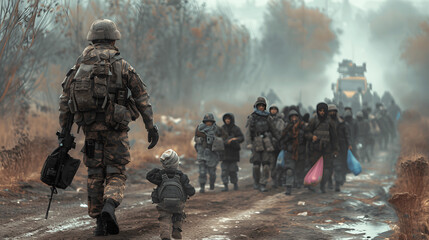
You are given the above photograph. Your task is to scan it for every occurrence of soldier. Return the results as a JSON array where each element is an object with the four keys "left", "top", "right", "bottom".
[
  {"left": 269, "top": 105, "right": 285, "bottom": 188},
  {"left": 58, "top": 19, "right": 159, "bottom": 236},
  {"left": 220, "top": 113, "right": 244, "bottom": 191},
  {"left": 245, "top": 97, "right": 280, "bottom": 192},
  {"left": 388, "top": 100, "right": 401, "bottom": 123},
  {"left": 305, "top": 102, "right": 339, "bottom": 193},
  {"left": 355, "top": 111, "right": 371, "bottom": 162},
  {"left": 375, "top": 103, "right": 394, "bottom": 149},
  {"left": 281, "top": 110, "right": 306, "bottom": 195},
  {"left": 328, "top": 104, "right": 351, "bottom": 192},
  {"left": 195, "top": 113, "right": 227, "bottom": 193}
]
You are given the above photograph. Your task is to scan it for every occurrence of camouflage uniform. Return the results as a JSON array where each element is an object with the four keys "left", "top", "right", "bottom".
[
  {"left": 59, "top": 32, "right": 155, "bottom": 220},
  {"left": 246, "top": 97, "right": 280, "bottom": 192},
  {"left": 194, "top": 113, "right": 227, "bottom": 192}
]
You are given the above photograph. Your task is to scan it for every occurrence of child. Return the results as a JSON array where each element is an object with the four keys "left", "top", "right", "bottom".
[{"left": 146, "top": 149, "right": 195, "bottom": 240}]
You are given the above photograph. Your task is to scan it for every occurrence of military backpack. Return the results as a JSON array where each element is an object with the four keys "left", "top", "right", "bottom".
[
  {"left": 68, "top": 46, "right": 138, "bottom": 129},
  {"left": 157, "top": 173, "right": 185, "bottom": 213}
]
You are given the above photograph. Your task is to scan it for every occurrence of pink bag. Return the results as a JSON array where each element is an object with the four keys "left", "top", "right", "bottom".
[{"left": 304, "top": 156, "right": 324, "bottom": 186}]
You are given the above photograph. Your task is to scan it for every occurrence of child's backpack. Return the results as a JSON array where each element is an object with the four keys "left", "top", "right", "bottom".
[{"left": 158, "top": 173, "right": 186, "bottom": 213}]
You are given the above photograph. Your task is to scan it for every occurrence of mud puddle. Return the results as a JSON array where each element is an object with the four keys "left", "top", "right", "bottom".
[{"left": 317, "top": 220, "right": 391, "bottom": 239}]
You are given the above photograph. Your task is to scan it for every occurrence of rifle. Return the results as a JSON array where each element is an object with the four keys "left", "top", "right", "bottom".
[{"left": 41, "top": 113, "right": 80, "bottom": 219}]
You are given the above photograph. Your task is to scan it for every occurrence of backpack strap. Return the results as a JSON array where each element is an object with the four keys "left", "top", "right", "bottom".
[
  {"left": 161, "top": 173, "right": 169, "bottom": 182},
  {"left": 173, "top": 174, "right": 181, "bottom": 182},
  {"left": 109, "top": 55, "right": 126, "bottom": 105}
]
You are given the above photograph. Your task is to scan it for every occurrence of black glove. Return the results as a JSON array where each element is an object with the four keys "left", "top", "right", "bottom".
[{"left": 147, "top": 125, "right": 159, "bottom": 149}]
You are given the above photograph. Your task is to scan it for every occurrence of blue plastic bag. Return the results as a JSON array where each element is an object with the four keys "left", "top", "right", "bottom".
[
  {"left": 347, "top": 149, "right": 362, "bottom": 176},
  {"left": 276, "top": 150, "right": 285, "bottom": 168}
]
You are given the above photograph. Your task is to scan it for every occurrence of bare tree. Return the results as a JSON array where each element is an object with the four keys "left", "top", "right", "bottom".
[{"left": 0, "top": 0, "right": 57, "bottom": 114}]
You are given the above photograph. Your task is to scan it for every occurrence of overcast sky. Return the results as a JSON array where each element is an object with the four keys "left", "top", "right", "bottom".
[{"left": 202, "top": 0, "right": 429, "bottom": 107}]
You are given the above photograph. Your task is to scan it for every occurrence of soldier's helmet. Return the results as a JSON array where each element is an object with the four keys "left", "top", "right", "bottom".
[
  {"left": 328, "top": 104, "right": 338, "bottom": 112},
  {"left": 288, "top": 109, "right": 299, "bottom": 120},
  {"left": 203, "top": 113, "right": 216, "bottom": 123},
  {"left": 87, "top": 19, "right": 121, "bottom": 41},
  {"left": 254, "top": 97, "right": 268, "bottom": 109},
  {"left": 269, "top": 105, "right": 279, "bottom": 112}
]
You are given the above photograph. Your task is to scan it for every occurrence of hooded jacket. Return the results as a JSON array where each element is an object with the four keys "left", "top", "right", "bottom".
[
  {"left": 221, "top": 113, "right": 244, "bottom": 162},
  {"left": 305, "top": 102, "right": 339, "bottom": 154}
]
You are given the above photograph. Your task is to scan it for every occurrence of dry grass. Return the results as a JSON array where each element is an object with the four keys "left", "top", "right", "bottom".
[
  {"left": 0, "top": 105, "right": 58, "bottom": 184},
  {"left": 389, "top": 110, "right": 429, "bottom": 239},
  {"left": 0, "top": 99, "right": 251, "bottom": 185}
]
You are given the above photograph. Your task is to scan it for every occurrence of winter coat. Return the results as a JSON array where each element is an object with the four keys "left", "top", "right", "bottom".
[
  {"left": 221, "top": 113, "right": 244, "bottom": 162},
  {"left": 281, "top": 120, "right": 306, "bottom": 160},
  {"left": 331, "top": 117, "right": 351, "bottom": 157},
  {"left": 146, "top": 168, "right": 195, "bottom": 201},
  {"left": 269, "top": 112, "right": 286, "bottom": 151},
  {"left": 195, "top": 123, "right": 227, "bottom": 165}
]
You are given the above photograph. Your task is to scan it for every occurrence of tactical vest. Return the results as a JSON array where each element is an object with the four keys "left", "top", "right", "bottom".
[
  {"left": 312, "top": 119, "right": 332, "bottom": 152},
  {"left": 68, "top": 47, "right": 130, "bottom": 128},
  {"left": 250, "top": 114, "right": 270, "bottom": 137}
]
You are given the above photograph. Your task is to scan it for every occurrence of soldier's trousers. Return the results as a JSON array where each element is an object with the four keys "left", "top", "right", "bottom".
[
  {"left": 295, "top": 156, "right": 306, "bottom": 187},
  {"left": 83, "top": 130, "right": 130, "bottom": 218},
  {"left": 198, "top": 160, "right": 217, "bottom": 185},
  {"left": 271, "top": 150, "right": 280, "bottom": 185},
  {"left": 251, "top": 151, "right": 273, "bottom": 186},
  {"left": 333, "top": 153, "right": 346, "bottom": 185},
  {"left": 221, "top": 161, "right": 238, "bottom": 184},
  {"left": 284, "top": 157, "right": 296, "bottom": 187},
  {"left": 157, "top": 205, "right": 184, "bottom": 239},
  {"left": 320, "top": 153, "right": 334, "bottom": 189}
]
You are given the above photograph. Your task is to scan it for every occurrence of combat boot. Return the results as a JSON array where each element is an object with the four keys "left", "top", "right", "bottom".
[
  {"left": 233, "top": 183, "right": 239, "bottom": 191},
  {"left": 335, "top": 182, "right": 341, "bottom": 192},
  {"left": 221, "top": 184, "right": 228, "bottom": 192},
  {"left": 253, "top": 183, "right": 260, "bottom": 190},
  {"left": 285, "top": 186, "right": 292, "bottom": 196},
  {"left": 94, "top": 216, "right": 106, "bottom": 236},
  {"left": 259, "top": 184, "right": 268, "bottom": 192},
  {"left": 320, "top": 185, "right": 326, "bottom": 194},
  {"left": 172, "top": 227, "right": 182, "bottom": 239},
  {"left": 101, "top": 198, "right": 119, "bottom": 235},
  {"left": 199, "top": 183, "right": 205, "bottom": 193},
  {"left": 209, "top": 182, "right": 215, "bottom": 190},
  {"left": 328, "top": 178, "right": 333, "bottom": 190}
]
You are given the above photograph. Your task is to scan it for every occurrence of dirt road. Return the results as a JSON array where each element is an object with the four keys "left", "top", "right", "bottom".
[{"left": 1, "top": 147, "right": 398, "bottom": 240}]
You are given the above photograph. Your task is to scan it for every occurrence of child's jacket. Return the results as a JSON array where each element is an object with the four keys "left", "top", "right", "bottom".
[{"left": 146, "top": 168, "right": 195, "bottom": 203}]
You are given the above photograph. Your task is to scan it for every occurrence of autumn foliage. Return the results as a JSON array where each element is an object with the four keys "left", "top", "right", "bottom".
[{"left": 260, "top": 0, "right": 339, "bottom": 82}]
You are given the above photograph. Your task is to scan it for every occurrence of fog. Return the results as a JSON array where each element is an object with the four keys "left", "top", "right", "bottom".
[
  {"left": 205, "top": 0, "right": 429, "bottom": 111},
  {"left": 1, "top": 0, "right": 428, "bottom": 116}
]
